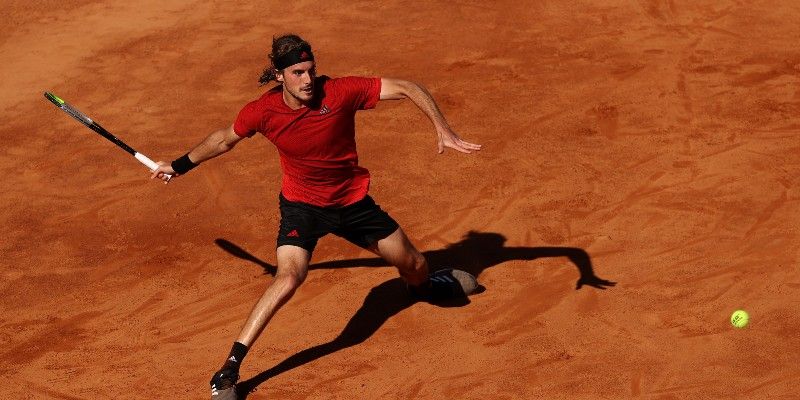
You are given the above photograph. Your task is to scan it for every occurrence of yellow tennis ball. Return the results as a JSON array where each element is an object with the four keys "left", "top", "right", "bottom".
[{"left": 731, "top": 310, "right": 749, "bottom": 328}]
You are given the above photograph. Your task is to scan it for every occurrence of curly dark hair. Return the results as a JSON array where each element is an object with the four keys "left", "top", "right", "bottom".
[{"left": 258, "top": 34, "right": 311, "bottom": 86}]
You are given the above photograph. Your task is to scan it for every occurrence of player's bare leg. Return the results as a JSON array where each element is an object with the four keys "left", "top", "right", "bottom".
[
  {"left": 237, "top": 245, "right": 310, "bottom": 344},
  {"left": 370, "top": 228, "right": 477, "bottom": 300},
  {"left": 210, "top": 245, "right": 310, "bottom": 399},
  {"left": 369, "top": 228, "right": 429, "bottom": 286}
]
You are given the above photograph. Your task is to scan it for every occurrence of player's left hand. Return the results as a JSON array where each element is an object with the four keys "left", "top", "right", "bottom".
[{"left": 437, "top": 128, "right": 482, "bottom": 154}]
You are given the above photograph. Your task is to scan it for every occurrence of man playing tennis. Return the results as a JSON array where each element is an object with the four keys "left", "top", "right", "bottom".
[{"left": 151, "top": 34, "right": 481, "bottom": 399}]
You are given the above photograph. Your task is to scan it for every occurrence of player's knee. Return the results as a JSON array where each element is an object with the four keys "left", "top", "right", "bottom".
[
  {"left": 417, "top": 251, "right": 428, "bottom": 267},
  {"left": 410, "top": 251, "right": 427, "bottom": 274},
  {"left": 398, "top": 252, "right": 428, "bottom": 286},
  {"left": 276, "top": 269, "right": 306, "bottom": 291}
]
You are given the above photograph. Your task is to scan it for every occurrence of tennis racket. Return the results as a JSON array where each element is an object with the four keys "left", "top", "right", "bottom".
[{"left": 44, "top": 91, "right": 171, "bottom": 180}]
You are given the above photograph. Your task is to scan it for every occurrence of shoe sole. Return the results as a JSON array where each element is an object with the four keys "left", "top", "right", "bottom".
[
  {"left": 211, "top": 386, "right": 238, "bottom": 400},
  {"left": 434, "top": 268, "right": 479, "bottom": 295}
]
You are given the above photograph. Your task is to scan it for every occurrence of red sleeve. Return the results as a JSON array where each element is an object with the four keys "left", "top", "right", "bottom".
[
  {"left": 337, "top": 77, "right": 381, "bottom": 111},
  {"left": 233, "top": 101, "right": 262, "bottom": 138}
]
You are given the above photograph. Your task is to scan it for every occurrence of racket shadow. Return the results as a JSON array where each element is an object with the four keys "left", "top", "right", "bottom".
[{"left": 214, "top": 239, "right": 277, "bottom": 275}]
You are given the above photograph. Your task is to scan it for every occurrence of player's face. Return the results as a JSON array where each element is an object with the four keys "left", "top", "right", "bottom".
[{"left": 278, "top": 61, "right": 316, "bottom": 106}]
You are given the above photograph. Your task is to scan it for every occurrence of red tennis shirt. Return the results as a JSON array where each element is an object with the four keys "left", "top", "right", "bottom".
[{"left": 233, "top": 76, "right": 381, "bottom": 207}]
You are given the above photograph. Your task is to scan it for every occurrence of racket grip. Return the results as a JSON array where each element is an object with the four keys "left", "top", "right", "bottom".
[{"left": 135, "top": 152, "right": 173, "bottom": 181}]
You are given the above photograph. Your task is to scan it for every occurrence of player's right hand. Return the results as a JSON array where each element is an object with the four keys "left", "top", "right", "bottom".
[{"left": 150, "top": 161, "right": 177, "bottom": 184}]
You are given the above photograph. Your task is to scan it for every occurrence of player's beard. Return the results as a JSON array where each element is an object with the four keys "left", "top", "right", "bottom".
[{"left": 288, "top": 83, "right": 314, "bottom": 103}]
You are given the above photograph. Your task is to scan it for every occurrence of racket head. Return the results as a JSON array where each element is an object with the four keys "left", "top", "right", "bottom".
[
  {"left": 44, "top": 91, "right": 65, "bottom": 106},
  {"left": 44, "top": 91, "right": 94, "bottom": 126}
]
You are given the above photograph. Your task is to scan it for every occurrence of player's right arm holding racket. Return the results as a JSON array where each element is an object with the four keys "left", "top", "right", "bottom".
[{"left": 151, "top": 125, "right": 244, "bottom": 182}]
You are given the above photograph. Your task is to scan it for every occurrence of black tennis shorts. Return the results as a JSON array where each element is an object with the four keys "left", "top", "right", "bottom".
[{"left": 277, "top": 193, "right": 400, "bottom": 253}]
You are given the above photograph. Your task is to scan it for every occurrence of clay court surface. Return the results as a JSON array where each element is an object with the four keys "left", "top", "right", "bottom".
[{"left": 3, "top": 1, "right": 800, "bottom": 398}]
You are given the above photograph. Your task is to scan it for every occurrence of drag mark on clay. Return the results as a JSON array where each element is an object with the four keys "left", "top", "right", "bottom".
[
  {"left": 161, "top": 314, "right": 244, "bottom": 344},
  {"left": 744, "top": 148, "right": 786, "bottom": 160},
  {"left": 127, "top": 292, "right": 166, "bottom": 316},
  {"left": 700, "top": 25, "right": 741, "bottom": 38},
  {"left": 648, "top": 236, "right": 712, "bottom": 257},
  {"left": 456, "top": 182, "right": 526, "bottom": 236},
  {"left": 679, "top": 326, "right": 724, "bottom": 338},
  {"left": 625, "top": 152, "right": 661, "bottom": 170},
  {"left": 647, "top": 380, "right": 722, "bottom": 395},
  {"left": 700, "top": 142, "right": 746, "bottom": 159},
  {"left": 427, "top": 372, "right": 492, "bottom": 399},
  {"left": 676, "top": 71, "right": 692, "bottom": 110},
  {"left": 530, "top": 108, "right": 569, "bottom": 125},
  {"left": 732, "top": 63, "right": 799, "bottom": 87},
  {"left": 611, "top": 63, "right": 647, "bottom": 80},
  {"left": 49, "top": 195, "right": 129, "bottom": 225},
  {"left": 310, "top": 363, "right": 378, "bottom": 394},
  {"left": 742, "top": 373, "right": 800, "bottom": 395},
  {"left": 646, "top": 197, "right": 717, "bottom": 217},
  {"left": 637, "top": 0, "right": 676, "bottom": 21},
  {"left": 151, "top": 293, "right": 239, "bottom": 331},
  {"left": 700, "top": 3, "right": 737, "bottom": 24},
  {"left": 426, "top": 202, "right": 485, "bottom": 239},
  {"left": 1, "top": 311, "right": 105, "bottom": 365},
  {"left": 427, "top": 179, "right": 517, "bottom": 237},
  {"left": 704, "top": 278, "right": 739, "bottom": 303},
  {"left": 600, "top": 171, "right": 678, "bottom": 214},
  {"left": 25, "top": 381, "right": 85, "bottom": 400},
  {"left": 685, "top": 261, "right": 746, "bottom": 284},
  {"left": 743, "top": 189, "right": 787, "bottom": 238},
  {"left": 589, "top": 104, "right": 619, "bottom": 139},
  {"left": 631, "top": 372, "right": 642, "bottom": 397},
  {"left": 397, "top": 380, "right": 426, "bottom": 399}
]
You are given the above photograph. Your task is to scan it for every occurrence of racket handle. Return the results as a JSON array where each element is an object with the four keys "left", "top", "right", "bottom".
[{"left": 135, "top": 153, "right": 173, "bottom": 181}]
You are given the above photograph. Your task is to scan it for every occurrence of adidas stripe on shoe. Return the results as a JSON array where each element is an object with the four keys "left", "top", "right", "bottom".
[
  {"left": 210, "top": 369, "right": 239, "bottom": 400},
  {"left": 411, "top": 268, "right": 479, "bottom": 301}
]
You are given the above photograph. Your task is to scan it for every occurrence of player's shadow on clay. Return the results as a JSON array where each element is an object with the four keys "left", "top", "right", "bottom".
[{"left": 214, "top": 231, "right": 615, "bottom": 398}]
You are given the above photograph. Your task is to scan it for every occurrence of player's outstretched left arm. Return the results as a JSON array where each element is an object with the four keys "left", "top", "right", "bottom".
[{"left": 380, "top": 78, "right": 482, "bottom": 154}]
